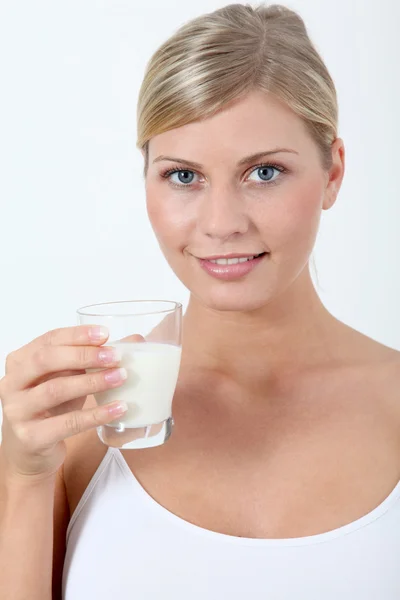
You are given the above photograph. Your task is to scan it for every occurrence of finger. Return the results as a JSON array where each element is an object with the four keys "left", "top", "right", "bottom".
[
  {"left": 6, "top": 344, "right": 121, "bottom": 392},
  {"left": 5, "top": 325, "right": 110, "bottom": 375},
  {"left": 14, "top": 367, "right": 128, "bottom": 421},
  {"left": 45, "top": 394, "right": 88, "bottom": 418},
  {"left": 20, "top": 400, "right": 129, "bottom": 447},
  {"left": 35, "top": 372, "right": 88, "bottom": 417},
  {"left": 26, "top": 371, "right": 87, "bottom": 417},
  {"left": 118, "top": 334, "right": 145, "bottom": 343},
  {"left": 33, "top": 369, "right": 86, "bottom": 388}
]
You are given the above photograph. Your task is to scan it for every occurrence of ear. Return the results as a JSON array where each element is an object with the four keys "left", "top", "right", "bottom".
[{"left": 322, "top": 137, "right": 345, "bottom": 211}]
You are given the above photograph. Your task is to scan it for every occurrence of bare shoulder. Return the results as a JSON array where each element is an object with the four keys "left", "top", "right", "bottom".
[
  {"left": 363, "top": 344, "right": 400, "bottom": 453},
  {"left": 376, "top": 346, "right": 400, "bottom": 418},
  {"left": 63, "top": 395, "right": 108, "bottom": 516},
  {"left": 337, "top": 322, "right": 400, "bottom": 420},
  {"left": 333, "top": 318, "right": 400, "bottom": 363}
]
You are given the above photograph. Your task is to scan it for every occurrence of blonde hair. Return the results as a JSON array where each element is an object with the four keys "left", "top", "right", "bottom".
[{"left": 136, "top": 2, "right": 338, "bottom": 178}]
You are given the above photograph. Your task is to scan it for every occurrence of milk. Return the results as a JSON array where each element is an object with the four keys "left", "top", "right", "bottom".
[{"left": 92, "top": 342, "right": 182, "bottom": 428}]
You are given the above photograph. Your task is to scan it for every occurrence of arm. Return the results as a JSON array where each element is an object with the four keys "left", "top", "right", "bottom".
[
  {"left": 0, "top": 324, "right": 127, "bottom": 599},
  {"left": 0, "top": 453, "right": 69, "bottom": 600}
]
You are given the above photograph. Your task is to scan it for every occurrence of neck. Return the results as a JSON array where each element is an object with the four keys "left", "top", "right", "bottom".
[{"left": 181, "top": 265, "right": 341, "bottom": 387}]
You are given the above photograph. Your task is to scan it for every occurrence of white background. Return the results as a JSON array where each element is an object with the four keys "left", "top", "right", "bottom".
[{"left": 0, "top": 0, "right": 399, "bottom": 435}]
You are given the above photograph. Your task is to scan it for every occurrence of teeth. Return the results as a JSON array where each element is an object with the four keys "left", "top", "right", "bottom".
[{"left": 210, "top": 256, "right": 256, "bottom": 265}]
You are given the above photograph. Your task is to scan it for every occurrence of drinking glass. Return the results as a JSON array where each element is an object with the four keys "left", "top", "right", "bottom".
[{"left": 77, "top": 300, "right": 182, "bottom": 449}]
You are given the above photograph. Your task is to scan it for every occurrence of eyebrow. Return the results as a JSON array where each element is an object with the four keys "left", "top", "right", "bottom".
[{"left": 152, "top": 148, "right": 299, "bottom": 169}]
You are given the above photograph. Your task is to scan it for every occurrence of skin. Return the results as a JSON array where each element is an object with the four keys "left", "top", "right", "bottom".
[
  {"left": 3, "top": 88, "right": 398, "bottom": 600},
  {"left": 59, "top": 90, "right": 400, "bottom": 592},
  {"left": 143, "top": 89, "right": 358, "bottom": 382}
]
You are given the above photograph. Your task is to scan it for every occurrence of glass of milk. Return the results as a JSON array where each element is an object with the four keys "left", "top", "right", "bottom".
[{"left": 76, "top": 300, "right": 182, "bottom": 449}]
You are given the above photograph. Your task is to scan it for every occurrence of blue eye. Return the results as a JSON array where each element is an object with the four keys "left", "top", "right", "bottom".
[
  {"left": 161, "top": 162, "right": 286, "bottom": 188},
  {"left": 160, "top": 168, "right": 198, "bottom": 187},
  {"left": 247, "top": 164, "right": 283, "bottom": 184},
  {"left": 170, "top": 170, "right": 196, "bottom": 185}
]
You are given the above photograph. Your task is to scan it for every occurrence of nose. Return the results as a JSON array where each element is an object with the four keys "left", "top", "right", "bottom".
[{"left": 197, "top": 186, "right": 249, "bottom": 240}]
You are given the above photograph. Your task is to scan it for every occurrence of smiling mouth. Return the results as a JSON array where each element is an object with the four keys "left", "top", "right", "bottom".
[
  {"left": 208, "top": 252, "right": 266, "bottom": 265},
  {"left": 195, "top": 251, "right": 269, "bottom": 281}
]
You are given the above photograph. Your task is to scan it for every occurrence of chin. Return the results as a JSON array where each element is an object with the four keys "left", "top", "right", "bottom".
[{"left": 192, "top": 285, "right": 272, "bottom": 313}]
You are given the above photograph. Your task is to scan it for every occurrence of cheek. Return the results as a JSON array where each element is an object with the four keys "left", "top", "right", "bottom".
[
  {"left": 146, "top": 188, "right": 191, "bottom": 250},
  {"left": 263, "top": 180, "right": 323, "bottom": 254}
]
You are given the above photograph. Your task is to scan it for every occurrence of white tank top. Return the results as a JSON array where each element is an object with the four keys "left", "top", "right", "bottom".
[{"left": 62, "top": 447, "right": 400, "bottom": 599}]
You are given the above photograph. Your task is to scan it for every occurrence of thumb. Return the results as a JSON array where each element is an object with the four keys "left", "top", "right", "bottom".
[{"left": 118, "top": 333, "right": 146, "bottom": 343}]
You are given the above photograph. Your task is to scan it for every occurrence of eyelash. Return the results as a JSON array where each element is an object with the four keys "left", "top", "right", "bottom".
[{"left": 160, "top": 162, "right": 287, "bottom": 189}]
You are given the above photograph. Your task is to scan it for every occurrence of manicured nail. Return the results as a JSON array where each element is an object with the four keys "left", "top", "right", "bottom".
[
  {"left": 106, "top": 401, "right": 128, "bottom": 416},
  {"left": 98, "top": 347, "right": 122, "bottom": 364},
  {"left": 89, "top": 326, "right": 109, "bottom": 341},
  {"left": 104, "top": 367, "right": 127, "bottom": 384}
]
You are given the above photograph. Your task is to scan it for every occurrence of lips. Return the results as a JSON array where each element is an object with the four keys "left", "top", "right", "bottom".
[{"left": 197, "top": 252, "right": 268, "bottom": 281}]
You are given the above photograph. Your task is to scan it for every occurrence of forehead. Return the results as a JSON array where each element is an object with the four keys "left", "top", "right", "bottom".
[{"left": 149, "top": 90, "right": 315, "bottom": 161}]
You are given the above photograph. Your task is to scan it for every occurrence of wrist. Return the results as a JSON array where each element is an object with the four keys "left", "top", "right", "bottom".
[{"left": 3, "top": 467, "right": 57, "bottom": 491}]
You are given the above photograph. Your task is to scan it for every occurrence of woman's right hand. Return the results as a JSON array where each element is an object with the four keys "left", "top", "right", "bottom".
[{"left": 0, "top": 325, "right": 128, "bottom": 482}]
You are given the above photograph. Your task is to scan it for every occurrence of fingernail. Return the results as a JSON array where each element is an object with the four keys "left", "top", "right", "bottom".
[
  {"left": 106, "top": 401, "right": 128, "bottom": 416},
  {"left": 89, "top": 326, "right": 109, "bottom": 341},
  {"left": 98, "top": 347, "right": 122, "bottom": 364},
  {"left": 104, "top": 367, "right": 127, "bottom": 384}
]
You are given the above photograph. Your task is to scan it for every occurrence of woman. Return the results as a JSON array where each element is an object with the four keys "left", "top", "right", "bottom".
[{"left": 1, "top": 3, "right": 400, "bottom": 599}]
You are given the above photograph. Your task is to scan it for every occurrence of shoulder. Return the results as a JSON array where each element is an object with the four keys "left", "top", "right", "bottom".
[
  {"left": 378, "top": 349, "right": 400, "bottom": 417},
  {"left": 373, "top": 350, "right": 400, "bottom": 459},
  {"left": 307, "top": 320, "right": 400, "bottom": 422},
  {"left": 349, "top": 343, "right": 400, "bottom": 434},
  {"left": 332, "top": 320, "right": 400, "bottom": 386},
  {"left": 63, "top": 395, "right": 108, "bottom": 516},
  {"left": 352, "top": 332, "right": 400, "bottom": 405}
]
